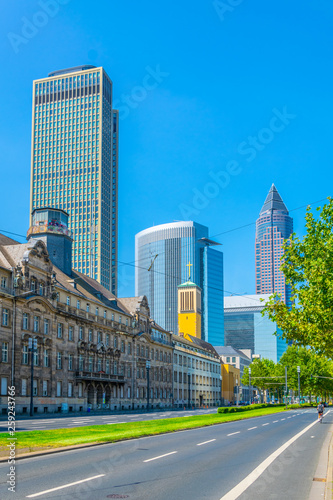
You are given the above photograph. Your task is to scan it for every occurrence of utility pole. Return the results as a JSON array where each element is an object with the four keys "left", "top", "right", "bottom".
[
  {"left": 285, "top": 366, "right": 288, "bottom": 409},
  {"left": 297, "top": 366, "right": 301, "bottom": 404},
  {"left": 29, "top": 337, "right": 37, "bottom": 417},
  {"left": 249, "top": 367, "right": 252, "bottom": 404},
  {"left": 146, "top": 360, "right": 151, "bottom": 411}
]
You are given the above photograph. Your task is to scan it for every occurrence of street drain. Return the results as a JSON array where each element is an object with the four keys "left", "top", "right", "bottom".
[{"left": 313, "top": 477, "right": 326, "bottom": 482}]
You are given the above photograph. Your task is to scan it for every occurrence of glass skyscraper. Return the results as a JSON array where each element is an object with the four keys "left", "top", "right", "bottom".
[
  {"left": 29, "top": 65, "right": 118, "bottom": 294},
  {"left": 135, "top": 221, "right": 224, "bottom": 344},
  {"left": 255, "top": 184, "right": 293, "bottom": 307},
  {"left": 224, "top": 294, "right": 287, "bottom": 363}
]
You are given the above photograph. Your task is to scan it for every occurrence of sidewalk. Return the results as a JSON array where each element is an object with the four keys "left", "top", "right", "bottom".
[{"left": 308, "top": 421, "right": 333, "bottom": 500}]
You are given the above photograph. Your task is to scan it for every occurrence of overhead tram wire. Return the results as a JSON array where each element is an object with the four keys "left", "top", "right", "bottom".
[
  {"left": 116, "top": 195, "right": 330, "bottom": 270},
  {"left": 0, "top": 195, "right": 329, "bottom": 299}
]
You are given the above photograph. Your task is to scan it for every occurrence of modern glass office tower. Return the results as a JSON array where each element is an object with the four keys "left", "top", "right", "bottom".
[
  {"left": 224, "top": 294, "right": 287, "bottom": 363},
  {"left": 255, "top": 185, "right": 293, "bottom": 307},
  {"left": 135, "top": 221, "right": 224, "bottom": 344},
  {"left": 29, "top": 66, "right": 118, "bottom": 294}
]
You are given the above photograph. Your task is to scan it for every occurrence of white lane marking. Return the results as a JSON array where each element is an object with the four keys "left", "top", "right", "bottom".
[
  {"left": 262, "top": 423, "right": 269, "bottom": 426},
  {"left": 220, "top": 411, "right": 330, "bottom": 500},
  {"left": 281, "top": 418, "right": 286, "bottom": 421},
  {"left": 71, "top": 421, "right": 93, "bottom": 424},
  {"left": 197, "top": 439, "right": 216, "bottom": 446},
  {"left": 144, "top": 451, "right": 177, "bottom": 462},
  {"left": 248, "top": 427, "right": 257, "bottom": 431},
  {"left": 287, "top": 417, "right": 291, "bottom": 419},
  {"left": 26, "top": 474, "right": 105, "bottom": 498},
  {"left": 311, "top": 436, "right": 315, "bottom": 438},
  {"left": 292, "top": 415, "right": 296, "bottom": 417},
  {"left": 227, "top": 432, "right": 240, "bottom": 436},
  {"left": 273, "top": 420, "right": 279, "bottom": 423}
]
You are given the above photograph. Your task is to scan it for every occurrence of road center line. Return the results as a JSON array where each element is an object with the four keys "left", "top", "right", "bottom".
[
  {"left": 273, "top": 420, "right": 278, "bottom": 423},
  {"left": 262, "top": 423, "right": 269, "bottom": 426},
  {"left": 281, "top": 418, "right": 286, "bottom": 421},
  {"left": 227, "top": 432, "right": 240, "bottom": 436},
  {"left": 220, "top": 412, "right": 330, "bottom": 500},
  {"left": 26, "top": 474, "right": 105, "bottom": 498},
  {"left": 197, "top": 439, "right": 216, "bottom": 446},
  {"left": 144, "top": 451, "right": 177, "bottom": 462},
  {"left": 247, "top": 427, "right": 257, "bottom": 431}
]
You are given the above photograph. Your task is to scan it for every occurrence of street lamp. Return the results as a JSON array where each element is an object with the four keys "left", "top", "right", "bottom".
[
  {"left": 236, "top": 378, "right": 239, "bottom": 406},
  {"left": 28, "top": 337, "right": 37, "bottom": 417},
  {"left": 146, "top": 360, "right": 151, "bottom": 411},
  {"left": 297, "top": 366, "right": 301, "bottom": 404}
]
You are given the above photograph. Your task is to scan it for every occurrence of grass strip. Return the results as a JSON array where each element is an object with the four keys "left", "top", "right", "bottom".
[{"left": 0, "top": 407, "right": 286, "bottom": 455}]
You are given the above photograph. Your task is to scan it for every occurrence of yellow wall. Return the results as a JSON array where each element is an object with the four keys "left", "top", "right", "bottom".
[
  {"left": 178, "top": 312, "right": 201, "bottom": 339},
  {"left": 221, "top": 364, "right": 240, "bottom": 404}
]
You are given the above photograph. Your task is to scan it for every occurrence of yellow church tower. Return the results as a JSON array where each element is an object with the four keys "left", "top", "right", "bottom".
[{"left": 178, "top": 262, "right": 202, "bottom": 339}]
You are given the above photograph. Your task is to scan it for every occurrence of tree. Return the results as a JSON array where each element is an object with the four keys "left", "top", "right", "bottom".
[
  {"left": 242, "top": 358, "right": 283, "bottom": 400},
  {"left": 278, "top": 345, "right": 333, "bottom": 400},
  {"left": 264, "top": 198, "right": 333, "bottom": 357}
]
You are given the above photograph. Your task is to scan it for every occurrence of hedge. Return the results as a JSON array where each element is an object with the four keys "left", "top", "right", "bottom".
[{"left": 217, "top": 403, "right": 285, "bottom": 414}]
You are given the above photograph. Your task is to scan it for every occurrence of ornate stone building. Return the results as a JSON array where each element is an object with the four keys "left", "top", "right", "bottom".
[{"left": 0, "top": 211, "right": 173, "bottom": 415}]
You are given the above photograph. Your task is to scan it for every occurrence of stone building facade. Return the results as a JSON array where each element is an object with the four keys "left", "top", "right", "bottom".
[
  {"left": 173, "top": 333, "right": 222, "bottom": 408},
  {"left": 0, "top": 233, "right": 173, "bottom": 414}
]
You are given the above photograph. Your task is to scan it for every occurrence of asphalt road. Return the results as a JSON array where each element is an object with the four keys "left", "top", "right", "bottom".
[
  {"left": 0, "top": 409, "right": 330, "bottom": 500},
  {"left": 0, "top": 408, "right": 217, "bottom": 433}
]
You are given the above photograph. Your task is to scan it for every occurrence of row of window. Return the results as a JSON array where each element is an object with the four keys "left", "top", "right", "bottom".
[
  {"left": 174, "top": 371, "right": 220, "bottom": 386},
  {"left": 174, "top": 353, "right": 219, "bottom": 373},
  {"left": 136, "top": 367, "right": 171, "bottom": 382}
]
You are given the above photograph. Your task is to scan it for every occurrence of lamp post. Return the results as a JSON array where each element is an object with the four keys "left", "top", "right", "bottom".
[
  {"left": 297, "top": 366, "right": 301, "bottom": 404},
  {"left": 285, "top": 366, "right": 288, "bottom": 408},
  {"left": 146, "top": 360, "right": 151, "bottom": 411},
  {"left": 236, "top": 378, "right": 239, "bottom": 406},
  {"left": 29, "top": 337, "right": 37, "bottom": 417},
  {"left": 188, "top": 372, "right": 191, "bottom": 409},
  {"left": 249, "top": 367, "right": 252, "bottom": 404}
]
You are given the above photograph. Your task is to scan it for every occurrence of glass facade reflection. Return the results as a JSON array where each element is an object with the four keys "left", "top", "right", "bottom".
[
  {"left": 224, "top": 294, "right": 287, "bottom": 363},
  {"left": 135, "top": 221, "right": 224, "bottom": 343}
]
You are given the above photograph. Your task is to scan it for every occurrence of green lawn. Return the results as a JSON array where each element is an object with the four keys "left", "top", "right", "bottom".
[{"left": 0, "top": 407, "right": 287, "bottom": 456}]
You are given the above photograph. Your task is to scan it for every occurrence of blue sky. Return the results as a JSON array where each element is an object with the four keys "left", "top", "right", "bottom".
[{"left": 0, "top": 0, "right": 332, "bottom": 298}]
